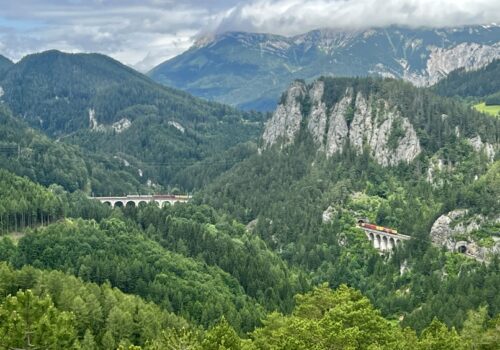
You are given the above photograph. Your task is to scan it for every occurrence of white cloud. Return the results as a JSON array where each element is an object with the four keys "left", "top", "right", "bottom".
[
  {"left": 216, "top": 0, "right": 500, "bottom": 35},
  {"left": 0, "top": 0, "right": 498, "bottom": 71}
]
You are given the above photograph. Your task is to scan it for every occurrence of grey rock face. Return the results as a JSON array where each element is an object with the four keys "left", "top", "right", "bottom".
[
  {"left": 467, "top": 135, "right": 496, "bottom": 162},
  {"left": 348, "top": 93, "right": 420, "bottom": 166},
  {"left": 430, "top": 209, "right": 500, "bottom": 261},
  {"left": 430, "top": 209, "right": 468, "bottom": 249},
  {"left": 325, "top": 90, "right": 351, "bottom": 156},
  {"left": 89, "top": 108, "right": 131, "bottom": 134},
  {"left": 322, "top": 205, "right": 336, "bottom": 223},
  {"left": 168, "top": 121, "right": 185, "bottom": 133},
  {"left": 405, "top": 43, "right": 500, "bottom": 86},
  {"left": 307, "top": 81, "right": 328, "bottom": 147},
  {"left": 111, "top": 118, "right": 131, "bottom": 133},
  {"left": 263, "top": 81, "right": 306, "bottom": 147},
  {"left": 263, "top": 81, "right": 421, "bottom": 166},
  {"left": 426, "top": 157, "right": 448, "bottom": 184}
]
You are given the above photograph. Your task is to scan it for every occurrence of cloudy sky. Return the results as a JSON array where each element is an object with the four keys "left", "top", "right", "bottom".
[{"left": 0, "top": 0, "right": 498, "bottom": 71}]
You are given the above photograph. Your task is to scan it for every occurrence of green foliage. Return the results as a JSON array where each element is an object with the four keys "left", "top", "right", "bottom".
[
  {"left": 0, "top": 169, "right": 112, "bottom": 233},
  {"left": 1, "top": 50, "right": 240, "bottom": 135},
  {"left": 0, "top": 289, "right": 77, "bottom": 349},
  {"left": 0, "top": 262, "right": 188, "bottom": 347},
  {"left": 462, "top": 161, "right": 500, "bottom": 216},
  {"left": 0, "top": 105, "right": 145, "bottom": 195},
  {"left": 484, "top": 91, "right": 500, "bottom": 106},
  {"left": 0, "top": 50, "right": 264, "bottom": 190},
  {"left": 433, "top": 59, "right": 500, "bottom": 99},
  {"left": 250, "top": 284, "right": 447, "bottom": 350},
  {"left": 474, "top": 102, "right": 500, "bottom": 117},
  {"left": 418, "top": 318, "right": 465, "bottom": 350},
  {"left": 9, "top": 218, "right": 265, "bottom": 333},
  {"left": 202, "top": 317, "right": 242, "bottom": 350},
  {"left": 146, "top": 327, "right": 202, "bottom": 350},
  {"left": 0, "top": 54, "right": 13, "bottom": 75},
  {"left": 387, "top": 117, "right": 406, "bottom": 150},
  {"left": 0, "top": 169, "right": 64, "bottom": 232},
  {"left": 131, "top": 203, "right": 306, "bottom": 313}
]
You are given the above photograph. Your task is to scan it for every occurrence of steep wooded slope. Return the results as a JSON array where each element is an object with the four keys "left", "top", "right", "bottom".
[{"left": 0, "top": 50, "right": 265, "bottom": 189}]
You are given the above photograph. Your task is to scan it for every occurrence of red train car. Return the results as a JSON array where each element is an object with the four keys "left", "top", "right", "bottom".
[{"left": 359, "top": 222, "right": 398, "bottom": 235}]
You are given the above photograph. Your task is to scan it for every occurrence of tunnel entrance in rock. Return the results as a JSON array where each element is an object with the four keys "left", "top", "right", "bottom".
[{"left": 457, "top": 245, "right": 467, "bottom": 254}]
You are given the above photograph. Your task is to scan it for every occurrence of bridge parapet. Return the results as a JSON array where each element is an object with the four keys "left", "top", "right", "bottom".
[{"left": 91, "top": 194, "right": 191, "bottom": 208}]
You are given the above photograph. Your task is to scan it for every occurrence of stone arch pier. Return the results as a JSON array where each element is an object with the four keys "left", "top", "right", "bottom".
[{"left": 93, "top": 194, "right": 191, "bottom": 208}]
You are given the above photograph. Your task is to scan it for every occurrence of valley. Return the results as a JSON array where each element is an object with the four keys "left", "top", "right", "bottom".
[{"left": 0, "top": 12, "right": 499, "bottom": 350}]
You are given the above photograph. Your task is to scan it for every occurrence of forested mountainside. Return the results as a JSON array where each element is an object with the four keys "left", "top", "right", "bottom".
[
  {"left": 149, "top": 25, "right": 500, "bottom": 110},
  {"left": 0, "top": 54, "right": 13, "bottom": 75},
  {"left": 0, "top": 105, "right": 150, "bottom": 194},
  {"left": 1, "top": 54, "right": 500, "bottom": 348},
  {"left": 433, "top": 59, "right": 500, "bottom": 105},
  {"left": 0, "top": 50, "right": 242, "bottom": 135},
  {"left": 196, "top": 77, "right": 500, "bottom": 336},
  {"left": 0, "top": 50, "right": 266, "bottom": 191},
  {"left": 201, "top": 77, "right": 498, "bottom": 248},
  {"left": 1, "top": 165, "right": 500, "bottom": 348}
]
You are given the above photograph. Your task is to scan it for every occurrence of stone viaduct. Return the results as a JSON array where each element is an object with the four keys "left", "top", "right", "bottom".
[
  {"left": 91, "top": 194, "right": 191, "bottom": 208},
  {"left": 358, "top": 225, "right": 411, "bottom": 251}
]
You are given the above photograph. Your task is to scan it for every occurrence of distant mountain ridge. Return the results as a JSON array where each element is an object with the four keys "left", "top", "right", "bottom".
[
  {"left": 0, "top": 50, "right": 241, "bottom": 135},
  {"left": 0, "top": 54, "right": 13, "bottom": 75},
  {"left": 149, "top": 25, "right": 500, "bottom": 111},
  {"left": 0, "top": 50, "right": 264, "bottom": 191}
]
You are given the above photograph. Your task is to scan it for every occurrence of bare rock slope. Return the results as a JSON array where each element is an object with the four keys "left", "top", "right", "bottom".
[{"left": 263, "top": 80, "right": 421, "bottom": 166}]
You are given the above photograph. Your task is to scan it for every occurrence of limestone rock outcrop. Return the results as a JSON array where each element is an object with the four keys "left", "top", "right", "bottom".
[
  {"left": 348, "top": 93, "right": 421, "bottom": 166},
  {"left": 263, "top": 81, "right": 306, "bottom": 147},
  {"left": 89, "top": 108, "right": 131, "bottom": 133},
  {"left": 263, "top": 80, "right": 421, "bottom": 166},
  {"left": 467, "top": 135, "right": 496, "bottom": 162},
  {"left": 325, "top": 92, "right": 351, "bottom": 156},
  {"left": 307, "top": 81, "right": 328, "bottom": 147},
  {"left": 403, "top": 42, "right": 500, "bottom": 86},
  {"left": 430, "top": 209, "right": 500, "bottom": 261}
]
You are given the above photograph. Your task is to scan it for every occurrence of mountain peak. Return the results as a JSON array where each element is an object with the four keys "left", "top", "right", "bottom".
[{"left": 149, "top": 25, "right": 500, "bottom": 111}]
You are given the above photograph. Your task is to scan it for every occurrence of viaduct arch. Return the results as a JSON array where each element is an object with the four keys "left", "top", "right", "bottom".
[
  {"left": 357, "top": 223, "right": 411, "bottom": 251},
  {"left": 92, "top": 194, "right": 191, "bottom": 208}
]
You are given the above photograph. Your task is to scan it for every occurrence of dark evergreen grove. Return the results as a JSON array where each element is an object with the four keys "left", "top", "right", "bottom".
[{"left": 0, "top": 50, "right": 499, "bottom": 349}]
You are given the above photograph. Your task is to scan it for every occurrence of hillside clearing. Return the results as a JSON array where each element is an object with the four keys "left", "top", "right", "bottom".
[{"left": 473, "top": 102, "right": 500, "bottom": 117}]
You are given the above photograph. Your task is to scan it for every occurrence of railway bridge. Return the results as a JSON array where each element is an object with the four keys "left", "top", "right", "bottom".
[
  {"left": 91, "top": 194, "right": 191, "bottom": 208},
  {"left": 357, "top": 224, "right": 411, "bottom": 251}
]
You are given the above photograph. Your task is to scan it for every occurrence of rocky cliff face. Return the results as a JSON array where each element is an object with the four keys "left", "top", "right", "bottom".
[
  {"left": 89, "top": 108, "right": 131, "bottom": 134},
  {"left": 263, "top": 81, "right": 306, "bottom": 147},
  {"left": 263, "top": 80, "right": 421, "bottom": 166},
  {"left": 402, "top": 43, "right": 500, "bottom": 86},
  {"left": 430, "top": 210, "right": 500, "bottom": 261},
  {"left": 467, "top": 135, "right": 496, "bottom": 162}
]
